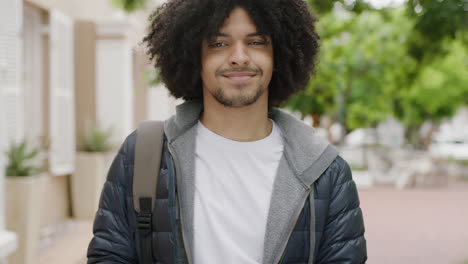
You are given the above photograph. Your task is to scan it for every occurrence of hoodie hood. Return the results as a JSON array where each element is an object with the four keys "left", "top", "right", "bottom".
[
  {"left": 163, "top": 100, "right": 338, "bottom": 263},
  {"left": 164, "top": 100, "right": 338, "bottom": 186}
]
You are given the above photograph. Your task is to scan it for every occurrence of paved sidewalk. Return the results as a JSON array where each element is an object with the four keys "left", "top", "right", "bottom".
[
  {"left": 359, "top": 181, "right": 468, "bottom": 264},
  {"left": 37, "top": 181, "right": 468, "bottom": 264},
  {"left": 37, "top": 220, "right": 92, "bottom": 264}
]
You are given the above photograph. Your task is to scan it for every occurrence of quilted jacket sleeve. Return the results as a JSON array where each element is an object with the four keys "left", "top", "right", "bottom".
[
  {"left": 87, "top": 136, "right": 138, "bottom": 263},
  {"left": 317, "top": 157, "right": 367, "bottom": 264}
]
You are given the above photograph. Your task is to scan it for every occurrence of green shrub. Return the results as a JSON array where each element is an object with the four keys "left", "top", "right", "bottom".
[
  {"left": 447, "top": 157, "right": 468, "bottom": 166},
  {"left": 110, "top": 0, "right": 147, "bottom": 13},
  {"left": 5, "top": 140, "right": 47, "bottom": 177},
  {"left": 82, "top": 126, "right": 112, "bottom": 152},
  {"left": 351, "top": 165, "right": 366, "bottom": 171}
]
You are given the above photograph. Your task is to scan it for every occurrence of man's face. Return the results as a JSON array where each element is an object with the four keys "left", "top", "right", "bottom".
[{"left": 200, "top": 7, "right": 274, "bottom": 108}]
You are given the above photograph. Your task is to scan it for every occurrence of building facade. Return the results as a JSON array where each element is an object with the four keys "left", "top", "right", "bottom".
[{"left": 0, "top": 0, "right": 177, "bottom": 261}]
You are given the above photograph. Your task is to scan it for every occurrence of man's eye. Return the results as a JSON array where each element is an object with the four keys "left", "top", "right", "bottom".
[
  {"left": 208, "top": 42, "right": 227, "bottom": 48},
  {"left": 249, "top": 41, "right": 267, "bottom": 46}
]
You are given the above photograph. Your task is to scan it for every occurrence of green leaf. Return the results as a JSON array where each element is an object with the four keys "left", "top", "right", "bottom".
[
  {"left": 4, "top": 139, "right": 46, "bottom": 177},
  {"left": 81, "top": 126, "right": 113, "bottom": 152},
  {"left": 110, "top": 0, "right": 147, "bottom": 13}
]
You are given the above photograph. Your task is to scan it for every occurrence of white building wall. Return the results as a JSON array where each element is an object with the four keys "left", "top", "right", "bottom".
[
  {"left": 147, "top": 84, "right": 182, "bottom": 121},
  {"left": 96, "top": 38, "right": 134, "bottom": 145}
]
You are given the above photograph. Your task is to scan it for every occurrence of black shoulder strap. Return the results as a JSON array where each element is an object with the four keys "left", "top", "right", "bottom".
[{"left": 133, "top": 120, "right": 165, "bottom": 263}]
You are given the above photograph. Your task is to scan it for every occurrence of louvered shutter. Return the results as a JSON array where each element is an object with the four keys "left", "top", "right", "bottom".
[
  {"left": 0, "top": 0, "right": 24, "bottom": 149},
  {"left": 23, "top": 6, "right": 44, "bottom": 142},
  {"left": 49, "top": 10, "right": 75, "bottom": 176},
  {"left": 0, "top": 0, "right": 23, "bottom": 230}
]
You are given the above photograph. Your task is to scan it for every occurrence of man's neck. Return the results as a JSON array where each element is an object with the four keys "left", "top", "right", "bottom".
[{"left": 200, "top": 99, "right": 272, "bottom": 142}]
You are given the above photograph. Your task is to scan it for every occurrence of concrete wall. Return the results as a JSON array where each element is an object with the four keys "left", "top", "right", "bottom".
[
  {"left": 40, "top": 175, "right": 71, "bottom": 229},
  {"left": 74, "top": 21, "right": 97, "bottom": 149}
]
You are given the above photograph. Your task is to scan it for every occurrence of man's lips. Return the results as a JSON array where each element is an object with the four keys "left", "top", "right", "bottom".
[{"left": 221, "top": 72, "right": 257, "bottom": 83}]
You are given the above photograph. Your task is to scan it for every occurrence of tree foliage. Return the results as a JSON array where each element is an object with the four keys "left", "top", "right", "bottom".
[
  {"left": 399, "top": 39, "right": 468, "bottom": 127},
  {"left": 286, "top": 6, "right": 416, "bottom": 131},
  {"left": 110, "top": 0, "right": 147, "bottom": 13},
  {"left": 405, "top": 0, "right": 467, "bottom": 62},
  {"left": 286, "top": 0, "right": 466, "bottom": 147}
]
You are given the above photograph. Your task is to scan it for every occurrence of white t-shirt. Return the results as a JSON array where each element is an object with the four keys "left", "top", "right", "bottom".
[{"left": 193, "top": 120, "right": 284, "bottom": 264}]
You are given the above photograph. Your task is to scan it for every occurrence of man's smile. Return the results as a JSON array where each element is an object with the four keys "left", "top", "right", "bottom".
[{"left": 221, "top": 71, "right": 258, "bottom": 85}]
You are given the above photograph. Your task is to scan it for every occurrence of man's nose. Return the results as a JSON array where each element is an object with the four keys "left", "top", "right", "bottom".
[{"left": 228, "top": 43, "right": 250, "bottom": 67}]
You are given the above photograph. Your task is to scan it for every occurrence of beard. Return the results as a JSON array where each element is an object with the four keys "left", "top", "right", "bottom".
[{"left": 210, "top": 83, "right": 267, "bottom": 108}]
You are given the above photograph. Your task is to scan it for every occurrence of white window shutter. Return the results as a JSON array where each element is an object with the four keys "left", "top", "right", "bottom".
[
  {"left": 96, "top": 38, "right": 133, "bottom": 145},
  {"left": 23, "top": 6, "right": 44, "bottom": 142},
  {"left": 0, "top": 0, "right": 24, "bottom": 151},
  {"left": 0, "top": 0, "right": 23, "bottom": 231},
  {"left": 49, "top": 10, "right": 75, "bottom": 176}
]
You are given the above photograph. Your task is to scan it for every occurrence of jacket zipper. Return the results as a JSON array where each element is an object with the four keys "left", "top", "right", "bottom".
[
  {"left": 274, "top": 191, "right": 312, "bottom": 264},
  {"left": 168, "top": 144, "right": 192, "bottom": 264}
]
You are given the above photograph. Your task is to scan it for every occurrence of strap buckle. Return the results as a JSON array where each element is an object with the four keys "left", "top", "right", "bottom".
[
  {"left": 137, "top": 213, "right": 152, "bottom": 231},
  {"left": 138, "top": 197, "right": 152, "bottom": 231}
]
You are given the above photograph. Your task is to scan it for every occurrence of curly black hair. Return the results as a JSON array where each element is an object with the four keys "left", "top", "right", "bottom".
[{"left": 143, "top": 0, "right": 319, "bottom": 107}]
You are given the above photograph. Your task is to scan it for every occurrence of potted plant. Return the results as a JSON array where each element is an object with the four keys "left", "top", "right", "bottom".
[
  {"left": 71, "top": 125, "right": 115, "bottom": 219},
  {"left": 5, "top": 139, "right": 47, "bottom": 264}
]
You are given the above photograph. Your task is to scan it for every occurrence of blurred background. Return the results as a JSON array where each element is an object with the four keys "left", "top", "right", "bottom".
[{"left": 0, "top": 0, "right": 466, "bottom": 263}]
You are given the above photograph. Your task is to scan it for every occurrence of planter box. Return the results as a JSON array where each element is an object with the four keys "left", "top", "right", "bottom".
[
  {"left": 5, "top": 174, "right": 47, "bottom": 264},
  {"left": 71, "top": 152, "right": 114, "bottom": 220},
  {"left": 0, "top": 230, "right": 17, "bottom": 261}
]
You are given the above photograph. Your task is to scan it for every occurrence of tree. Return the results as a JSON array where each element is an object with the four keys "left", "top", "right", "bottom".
[
  {"left": 398, "top": 38, "right": 468, "bottom": 148},
  {"left": 296, "top": 1, "right": 467, "bottom": 148},
  {"left": 286, "top": 8, "right": 415, "bottom": 134},
  {"left": 405, "top": 0, "right": 467, "bottom": 63},
  {"left": 390, "top": 0, "right": 468, "bottom": 148}
]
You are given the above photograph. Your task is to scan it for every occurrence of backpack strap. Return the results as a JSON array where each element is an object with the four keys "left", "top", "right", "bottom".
[{"left": 133, "top": 120, "right": 165, "bottom": 264}]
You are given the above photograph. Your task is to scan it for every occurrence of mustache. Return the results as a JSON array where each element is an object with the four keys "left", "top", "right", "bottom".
[{"left": 217, "top": 67, "right": 261, "bottom": 75}]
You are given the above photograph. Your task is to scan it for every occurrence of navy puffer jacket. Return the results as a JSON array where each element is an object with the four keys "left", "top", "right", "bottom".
[{"left": 87, "top": 132, "right": 366, "bottom": 263}]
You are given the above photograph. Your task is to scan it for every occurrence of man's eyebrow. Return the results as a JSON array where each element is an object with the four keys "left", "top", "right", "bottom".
[
  {"left": 208, "top": 32, "right": 268, "bottom": 38},
  {"left": 209, "top": 32, "right": 230, "bottom": 38},
  {"left": 247, "top": 32, "right": 268, "bottom": 37}
]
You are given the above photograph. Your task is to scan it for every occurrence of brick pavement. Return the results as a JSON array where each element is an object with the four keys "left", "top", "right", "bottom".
[
  {"left": 37, "top": 220, "right": 92, "bottom": 264},
  {"left": 37, "top": 181, "right": 468, "bottom": 264},
  {"left": 358, "top": 181, "right": 468, "bottom": 264}
]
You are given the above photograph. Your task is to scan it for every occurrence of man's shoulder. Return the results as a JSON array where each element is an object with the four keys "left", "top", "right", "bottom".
[
  {"left": 314, "top": 155, "right": 353, "bottom": 194},
  {"left": 327, "top": 155, "right": 352, "bottom": 183}
]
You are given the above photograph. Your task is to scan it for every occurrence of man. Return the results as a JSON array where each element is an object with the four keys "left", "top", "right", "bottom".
[{"left": 87, "top": 0, "right": 367, "bottom": 263}]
